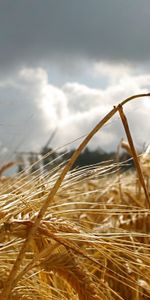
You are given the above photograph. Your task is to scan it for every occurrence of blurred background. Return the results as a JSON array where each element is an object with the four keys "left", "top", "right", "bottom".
[{"left": 0, "top": 0, "right": 150, "bottom": 172}]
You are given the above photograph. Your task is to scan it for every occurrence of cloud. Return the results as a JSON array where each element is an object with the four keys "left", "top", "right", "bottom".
[
  {"left": 63, "top": 83, "right": 105, "bottom": 113},
  {"left": 0, "top": 68, "right": 54, "bottom": 160},
  {"left": 0, "top": 1, "right": 149, "bottom": 167},
  {"left": 0, "top": 66, "right": 149, "bottom": 164},
  {"left": 93, "top": 62, "right": 133, "bottom": 84},
  {"left": 1, "top": 0, "right": 150, "bottom": 75}
]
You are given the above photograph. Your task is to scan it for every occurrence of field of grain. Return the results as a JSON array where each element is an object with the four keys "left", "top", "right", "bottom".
[{"left": 0, "top": 94, "right": 150, "bottom": 300}]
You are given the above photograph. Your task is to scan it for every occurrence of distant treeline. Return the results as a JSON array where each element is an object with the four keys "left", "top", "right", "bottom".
[
  {"left": 41, "top": 146, "right": 133, "bottom": 172},
  {"left": 18, "top": 146, "right": 134, "bottom": 173}
]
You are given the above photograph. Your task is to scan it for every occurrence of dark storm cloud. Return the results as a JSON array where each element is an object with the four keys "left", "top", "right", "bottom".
[
  {"left": 0, "top": 0, "right": 150, "bottom": 73},
  {"left": 0, "top": 0, "right": 149, "bottom": 160}
]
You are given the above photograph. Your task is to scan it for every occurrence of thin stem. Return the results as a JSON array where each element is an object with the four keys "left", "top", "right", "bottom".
[
  {"left": 117, "top": 105, "right": 150, "bottom": 208},
  {"left": 1, "top": 108, "right": 117, "bottom": 299},
  {"left": 1, "top": 93, "right": 150, "bottom": 299}
]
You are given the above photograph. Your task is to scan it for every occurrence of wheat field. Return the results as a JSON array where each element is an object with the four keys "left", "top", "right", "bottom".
[{"left": 0, "top": 94, "right": 150, "bottom": 300}]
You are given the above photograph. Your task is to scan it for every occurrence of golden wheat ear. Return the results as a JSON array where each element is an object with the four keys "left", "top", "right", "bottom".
[{"left": 0, "top": 93, "right": 150, "bottom": 300}]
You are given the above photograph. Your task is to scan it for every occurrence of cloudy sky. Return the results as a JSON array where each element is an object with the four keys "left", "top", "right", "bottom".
[{"left": 0, "top": 0, "right": 150, "bottom": 162}]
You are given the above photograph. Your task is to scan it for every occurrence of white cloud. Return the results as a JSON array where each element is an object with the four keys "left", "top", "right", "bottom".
[
  {"left": 93, "top": 62, "right": 133, "bottom": 84},
  {"left": 40, "top": 85, "right": 68, "bottom": 125},
  {"left": 63, "top": 82, "right": 104, "bottom": 113},
  {"left": 0, "top": 66, "right": 149, "bottom": 162}
]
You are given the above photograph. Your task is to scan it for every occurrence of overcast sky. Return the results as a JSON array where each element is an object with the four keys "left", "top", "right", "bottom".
[{"left": 0, "top": 0, "right": 150, "bottom": 163}]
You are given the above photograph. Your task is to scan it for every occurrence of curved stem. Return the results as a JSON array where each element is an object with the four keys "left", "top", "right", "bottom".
[
  {"left": 1, "top": 93, "right": 150, "bottom": 299},
  {"left": 118, "top": 105, "right": 150, "bottom": 207}
]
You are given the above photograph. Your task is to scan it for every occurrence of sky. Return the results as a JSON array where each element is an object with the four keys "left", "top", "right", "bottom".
[{"left": 0, "top": 0, "right": 150, "bottom": 163}]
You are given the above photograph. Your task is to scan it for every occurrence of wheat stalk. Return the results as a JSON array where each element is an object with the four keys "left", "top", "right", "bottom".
[{"left": 0, "top": 93, "right": 150, "bottom": 299}]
